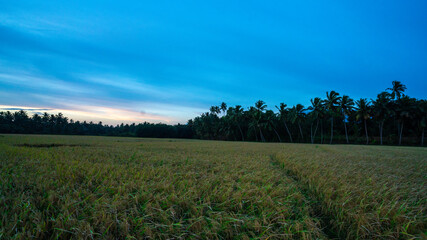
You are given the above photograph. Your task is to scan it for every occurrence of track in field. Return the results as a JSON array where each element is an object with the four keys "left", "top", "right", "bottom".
[{"left": 270, "top": 154, "right": 342, "bottom": 240}]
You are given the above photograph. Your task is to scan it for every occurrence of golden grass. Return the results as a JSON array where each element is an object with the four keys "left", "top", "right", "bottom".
[
  {"left": 0, "top": 135, "right": 425, "bottom": 239},
  {"left": 274, "top": 144, "right": 427, "bottom": 239},
  {"left": 1, "top": 135, "right": 323, "bottom": 239}
]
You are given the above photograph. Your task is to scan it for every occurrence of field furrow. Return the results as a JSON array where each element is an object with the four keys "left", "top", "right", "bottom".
[
  {"left": 274, "top": 144, "right": 427, "bottom": 239},
  {"left": 270, "top": 155, "right": 340, "bottom": 239}
]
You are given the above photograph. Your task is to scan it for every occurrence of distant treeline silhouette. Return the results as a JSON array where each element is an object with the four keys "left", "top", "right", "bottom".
[
  {"left": 0, "top": 112, "right": 192, "bottom": 139},
  {"left": 189, "top": 81, "right": 426, "bottom": 146},
  {"left": 0, "top": 81, "right": 425, "bottom": 146}
]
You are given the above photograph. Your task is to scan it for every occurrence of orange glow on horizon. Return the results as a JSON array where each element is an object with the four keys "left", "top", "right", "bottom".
[{"left": 0, "top": 105, "right": 173, "bottom": 125}]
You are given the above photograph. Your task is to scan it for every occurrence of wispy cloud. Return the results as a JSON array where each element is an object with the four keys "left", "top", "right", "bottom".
[
  {"left": 0, "top": 104, "right": 173, "bottom": 125},
  {"left": 80, "top": 75, "right": 170, "bottom": 99},
  {"left": 0, "top": 72, "right": 94, "bottom": 95},
  {"left": 0, "top": 107, "right": 52, "bottom": 111}
]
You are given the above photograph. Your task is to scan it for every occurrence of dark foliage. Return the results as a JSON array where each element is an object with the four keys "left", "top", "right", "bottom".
[
  {"left": 191, "top": 81, "right": 426, "bottom": 146},
  {"left": 0, "top": 111, "right": 193, "bottom": 139}
]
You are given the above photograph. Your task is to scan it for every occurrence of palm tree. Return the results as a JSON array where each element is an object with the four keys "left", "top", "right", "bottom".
[
  {"left": 227, "top": 105, "right": 245, "bottom": 141},
  {"left": 416, "top": 100, "right": 427, "bottom": 146},
  {"left": 220, "top": 102, "right": 227, "bottom": 115},
  {"left": 387, "top": 80, "right": 407, "bottom": 100},
  {"left": 210, "top": 106, "right": 220, "bottom": 115},
  {"left": 308, "top": 97, "right": 324, "bottom": 144},
  {"left": 247, "top": 107, "right": 259, "bottom": 141},
  {"left": 355, "top": 98, "right": 371, "bottom": 144},
  {"left": 265, "top": 110, "right": 282, "bottom": 142},
  {"left": 386, "top": 81, "right": 407, "bottom": 143},
  {"left": 275, "top": 103, "right": 293, "bottom": 143},
  {"left": 372, "top": 92, "right": 392, "bottom": 145},
  {"left": 324, "top": 91, "right": 341, "bottom": 144},
  {"left": 254, "top": 100, "right": 267, "bottom": 142},
  {"left": 318, "top": 103, "right": 327, "bottom": 144},
  {"left": 235, "top": 105, "right": 246, "bottom": 141},
  {"left": 339, "top": 95, "right": 354, "bottom": 144},
  {"left": 289, "top": 104, "right": 306, "bottom": 141},
  {"left": 395, "top": 95, "right": 416, "bottom": 145}
]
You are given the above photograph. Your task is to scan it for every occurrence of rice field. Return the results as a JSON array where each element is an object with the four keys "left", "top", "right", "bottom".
[{"left": 0, "top": 135, "right": 426, "bottom": 239}]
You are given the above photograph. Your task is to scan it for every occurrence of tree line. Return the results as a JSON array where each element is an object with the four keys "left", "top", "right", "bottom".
[
  {"left": 0, "top": 81, "right": 425, "bottom": 146},
  {"left": 190, "top": 81, "right": 426, "bottom": 146},
  {"left": 0, "top": 111, "right": 192, "bottom": 139}
]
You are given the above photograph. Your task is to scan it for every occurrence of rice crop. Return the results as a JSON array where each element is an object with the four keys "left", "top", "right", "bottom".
[
  {"left": 0, "top": 135, "right": 426, "bottom": 239},
  {"left": 274, "top": 144, "right": 426, "bottom": 239},
  {"left": 1, "top": 135, "right": 322, "bottom": 239}
]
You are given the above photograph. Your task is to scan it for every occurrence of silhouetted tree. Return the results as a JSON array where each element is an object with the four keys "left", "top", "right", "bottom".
[
  {"left": 372, "top": 92, "right": 392, "bottom": 145},
  {"left": 339, "top": 95, "right": 354, "bottom": 144},
  {"left": 355, "top": 98, "right": 371, "bottom": 144},
  {"left": 324, "top": 91, "right": 341, "bottom": 144},
  {"left": 276, "top": 103, "right": 293, "bottom": 143}
]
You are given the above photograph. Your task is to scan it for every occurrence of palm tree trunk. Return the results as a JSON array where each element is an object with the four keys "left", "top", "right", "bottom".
[
  {"left": 313, "top": 120, "right": 319, "bottom": 143},
  {"left": 237, "top": 124, "right": 244, "bottom": 141},
  {"left": 396, "top": 120, "right": 400, "bottom": 143},
  {"left": 329, "top": 117, "right": 333, "bottom": 144},
  {"left": 259, "top": 126, "right": 265, "bottom": 142},
  {"left": 310, "top": 122, "right": 313, "bottom": 144},
  {"left": 283, "top": 120, "right": 293, "bottom": 143},
  {"left": 364, "top": 119, "right": 368, "bottom": 144},
  {"left": 422, "top": 128, "right": 424, "bottom": 146},
  {"left": 272, "top": 127, "right": 282, "bottom": 142},
  {"left": 254, "top": 127, "right": 258, "bottom": 142},
  {"left": 399, "top": 121, "right": 404, "bottom": 145},
  {"left": 320, "top": 120, "right": 323, "bottom": 144},
  {"left": 343, "top": 113, "right": 349, "bottom": 144},
  {"left": 298, "top": 122, "right": 304, "bottom": 141}
]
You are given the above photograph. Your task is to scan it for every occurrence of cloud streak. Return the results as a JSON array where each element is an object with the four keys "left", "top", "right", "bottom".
[{"left": 0, "top": 104, "right": 174, "bottom": 125}]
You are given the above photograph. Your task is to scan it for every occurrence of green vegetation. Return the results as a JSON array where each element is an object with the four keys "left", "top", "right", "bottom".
[{"left": 1, "top": 135, "right": 425, "bottom": 239}]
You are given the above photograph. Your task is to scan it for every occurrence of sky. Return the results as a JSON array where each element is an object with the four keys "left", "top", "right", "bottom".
[{"left": 1, "top": 1, "right": 426, "bottom": 125}]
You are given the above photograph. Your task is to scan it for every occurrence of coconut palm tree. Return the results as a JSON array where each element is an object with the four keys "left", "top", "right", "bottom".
[
  {"left": 416, "top": 100, "right": 427, "bottom": 146},
  {"left": 324, "top": 91, "right": 341, "bottom": 144},
  {"left": 355, "top": 98, "right": 371, "bottom": 144},
  {"left": 289, "top": 104, "right": 306, "bottom": 141},
  {"left": 318, "top": 103, "right": 327, "bottom": 144},
  {"left": 254, "top": 100, "right": 267, "bottom": 142},
  {"left": 210, "top": 106, "right": 220, "bottom": 115},
  {"left": 247, "top": 107, "right": 258, "bottom": 141},
  {"left": 227, "top": 105, "right": 245, "bottom": 141},
  {"left": 395, "top": 95, "right": 416, "bottom": 145},
  {"left": 275, "top": 103, "right": 293, "bottom": 143},
  {"left": 220, "top": 102, "right": 227, "bottom": 115},
  {"left": 308, "top": 97, "right": 324, "bottom": 144},
  {"left": 235, "top": 105, "right": 246, "bottom": 141},
  {"left": 307, "top": 111, "right": 317, "bottom": 144},
  {"left": 339, "top": 95, "right": 354, "bottom": 144},
  {"left": 372, "top": 92, "right": 392, "bottom": 145},
  {"left": 387, "top": 80, "right": 407, "bottom": 100},
  {"left": 265, "top": 110, "right": 282, "bottom": 142}
]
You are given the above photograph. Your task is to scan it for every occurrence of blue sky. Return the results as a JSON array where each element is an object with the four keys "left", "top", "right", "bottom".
[{"left": 1, "top": 1, "right": 426, "bottom": 124}]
